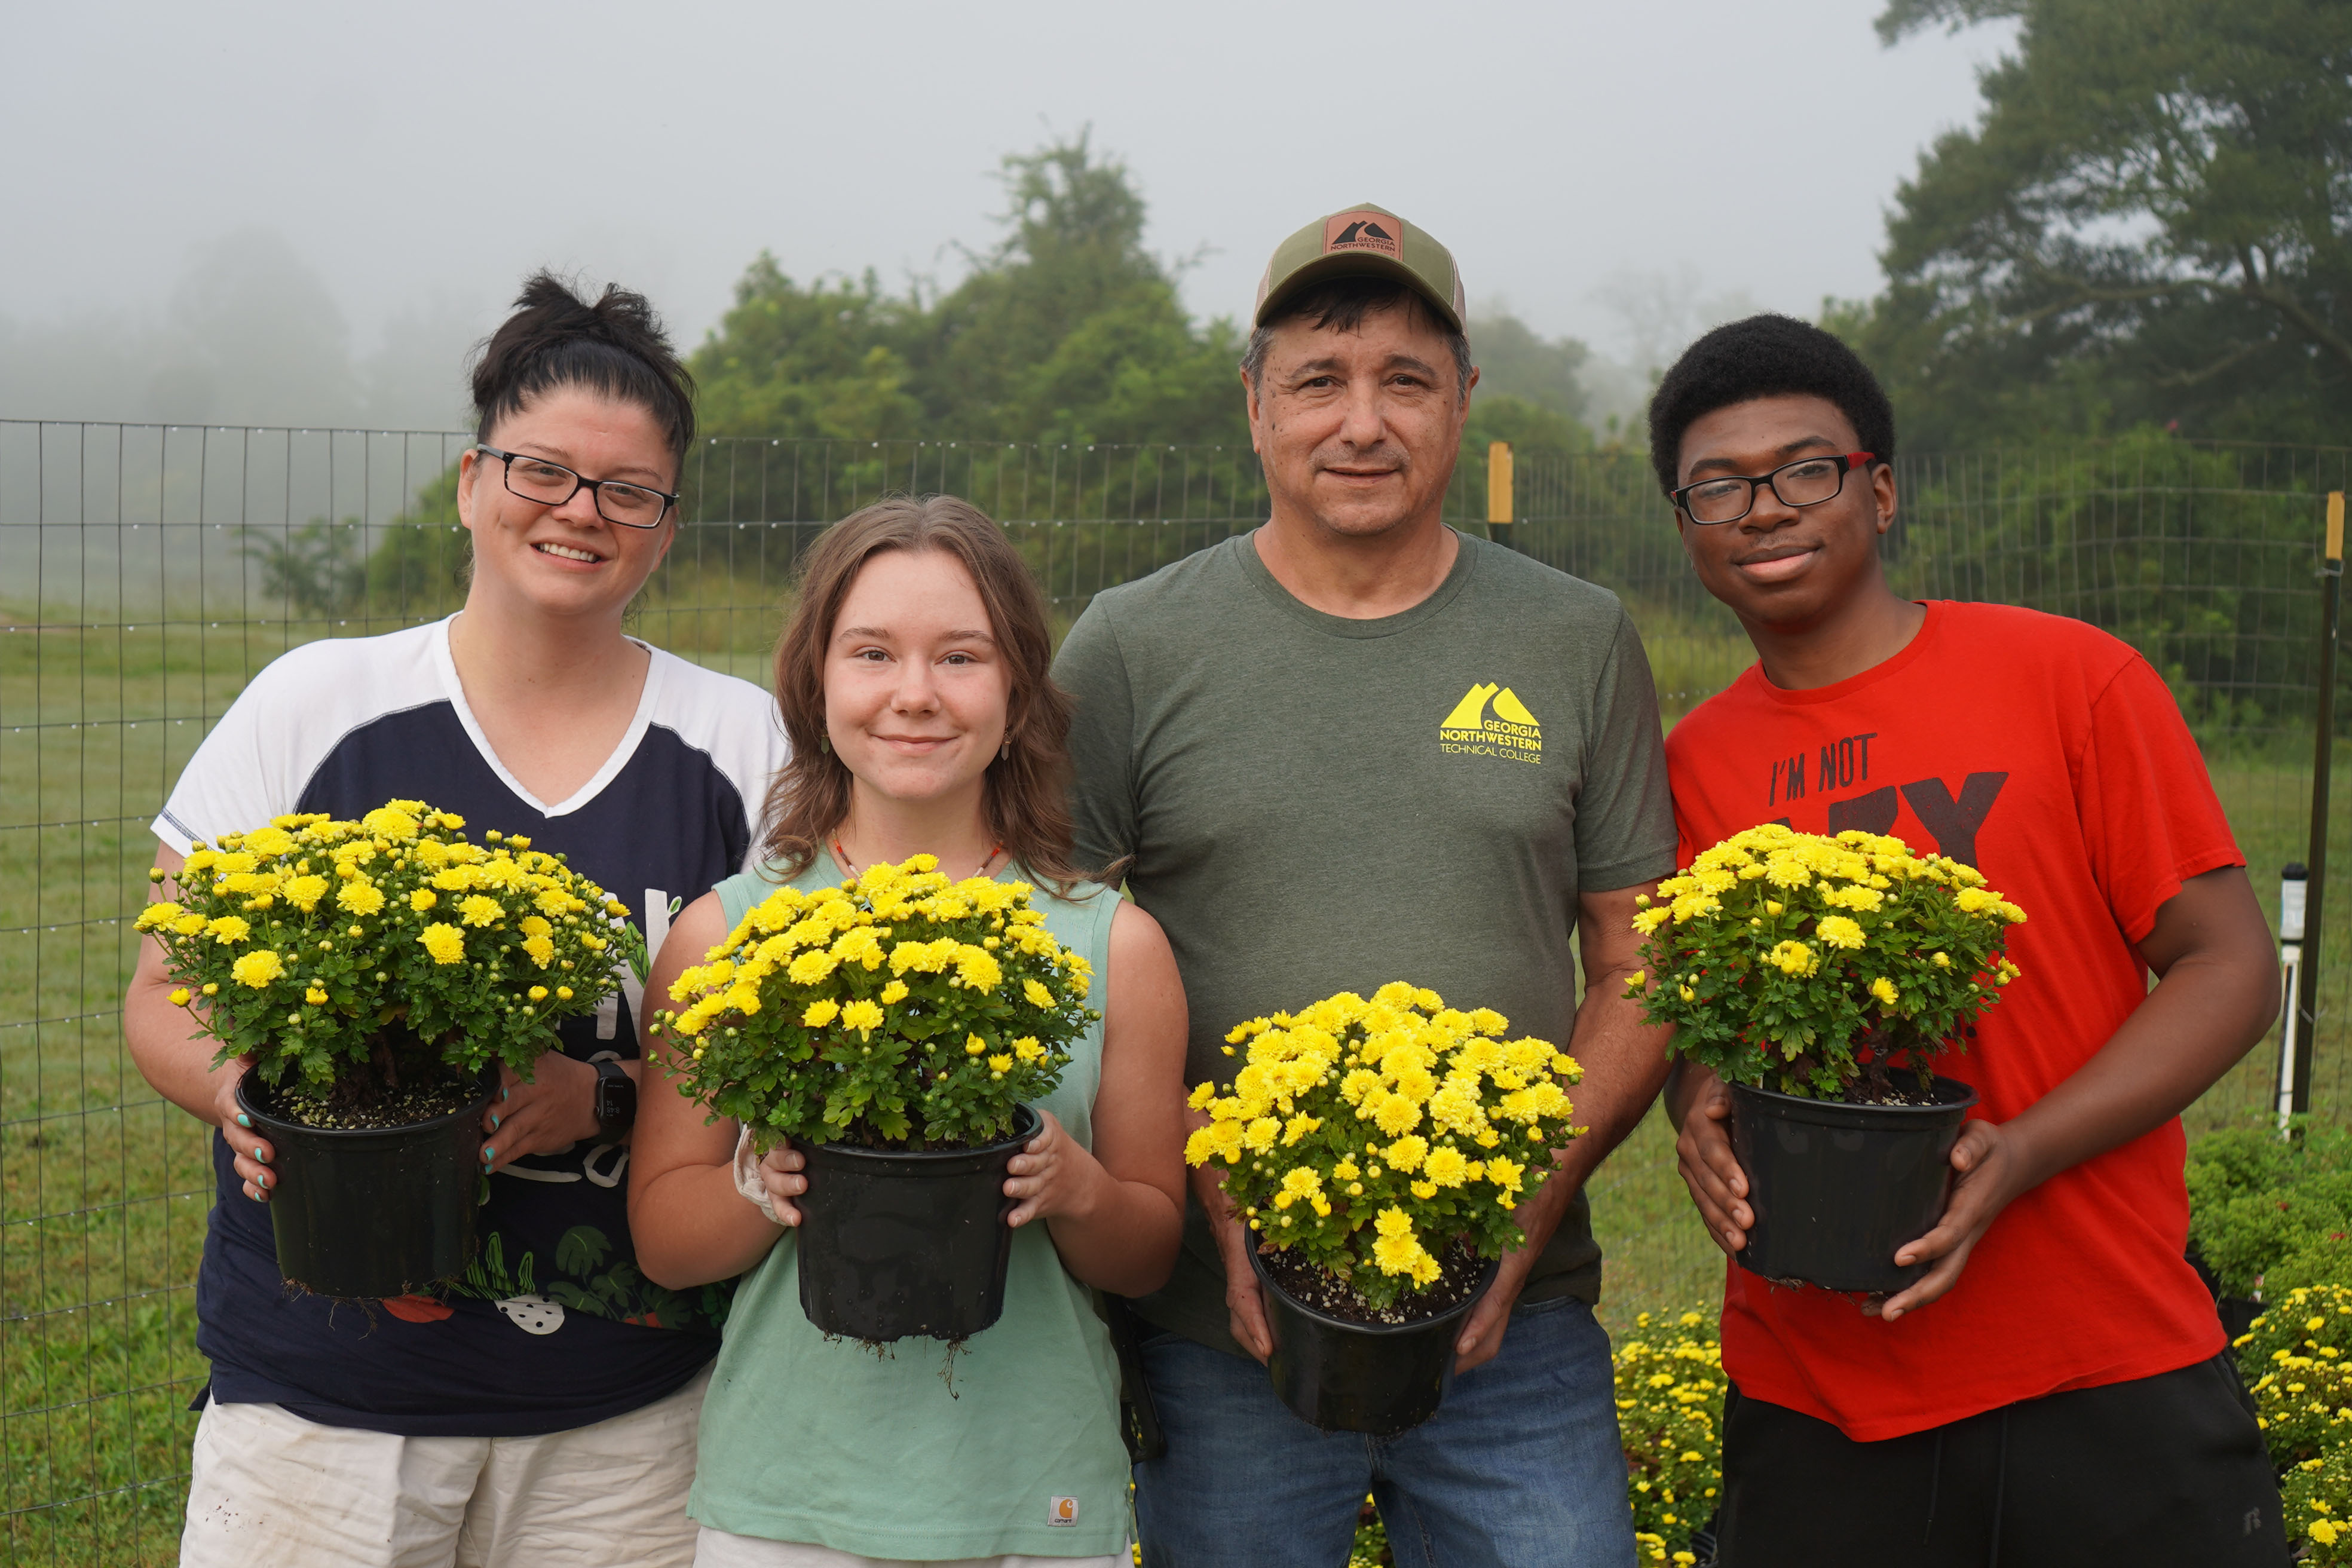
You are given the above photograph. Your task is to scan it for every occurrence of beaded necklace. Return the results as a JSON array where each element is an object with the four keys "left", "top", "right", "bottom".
[{"left": 829, "top": 836, "right": 1003, "bottom": 883}]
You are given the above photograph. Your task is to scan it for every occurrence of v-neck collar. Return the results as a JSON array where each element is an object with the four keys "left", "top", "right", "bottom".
[{"left": 429, "top": 614, "right": 664, "bottom": 818}]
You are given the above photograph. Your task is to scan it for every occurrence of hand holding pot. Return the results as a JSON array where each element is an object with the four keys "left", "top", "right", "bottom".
[
  {"left": 215, "top": 1061, "right": 276, "bottom": 1202},
  {"left": 1002, "top": 1110, "right": 1106, "bottom": 1229},
  {"left": 1867, "top": 1117, "right": 2023, "bottom": 1322},
  {"left": 749, "top": 1142, "right": 808, "bottom": 1227},
  {"left": 1207, "top": 1195, "right": 1275, "bottom": 1364},
  {"left": 480, "top": 1052, "right": 620, "bottom": 1174},
  {"left": 1671, "top": 1066, "right": 1752, "bottom": 1255}
]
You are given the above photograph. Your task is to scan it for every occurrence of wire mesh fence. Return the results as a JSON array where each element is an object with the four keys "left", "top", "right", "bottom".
[{"left": 2, "top": 420, "right": 2345, "bottom": 1561}]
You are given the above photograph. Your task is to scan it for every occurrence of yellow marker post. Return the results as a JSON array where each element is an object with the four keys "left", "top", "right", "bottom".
[
  {"left": 1486, "top": 442, "right": 1513, "bottom": 527},
  {"left": 2286, "top": 490, "right": 2345, "bottom": 1126}
]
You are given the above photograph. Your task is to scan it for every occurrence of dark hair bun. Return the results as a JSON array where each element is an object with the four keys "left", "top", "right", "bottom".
[{"left": 470, "top": 271, "right": 696, "bottom": 476}]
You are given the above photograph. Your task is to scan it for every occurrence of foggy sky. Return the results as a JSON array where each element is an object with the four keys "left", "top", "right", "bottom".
[{"left": 0, "top": 0, "right": 2014, "bottom": 430}]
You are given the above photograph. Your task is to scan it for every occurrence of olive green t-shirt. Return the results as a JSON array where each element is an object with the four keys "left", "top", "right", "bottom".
[{"left": 1052, "top": 529, "right": 1676, "bottom": 1356}]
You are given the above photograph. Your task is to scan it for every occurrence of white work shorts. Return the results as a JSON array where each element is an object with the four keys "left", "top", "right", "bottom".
[{"left": 179, "top": 1366, "right": 709, "bottom": 1568}]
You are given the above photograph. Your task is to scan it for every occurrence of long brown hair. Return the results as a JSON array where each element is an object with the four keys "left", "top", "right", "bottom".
[{"left": 761, "top": 494, "right": 1092, "bottom": 893}]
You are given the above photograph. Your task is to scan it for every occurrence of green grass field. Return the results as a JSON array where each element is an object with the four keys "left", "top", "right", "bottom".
[{"left": 1, "top": 615, "right": 2344, "bottom": 1566}]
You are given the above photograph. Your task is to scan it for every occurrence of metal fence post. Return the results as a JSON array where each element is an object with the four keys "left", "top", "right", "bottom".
[{"left": 2291, "top": 491, "right": 2345, "bottom": 1125}]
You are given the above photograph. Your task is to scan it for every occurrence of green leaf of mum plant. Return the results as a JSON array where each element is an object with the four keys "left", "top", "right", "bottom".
[
  {"left": 652, "top": 855, "right": 1098, "bottom": 1152},
  {"left": 1625, "top": 825, "right": 2025, "bottom": 1101},
  {"left": 137, "top": 800, "right": 638, "bottom": 1094}
]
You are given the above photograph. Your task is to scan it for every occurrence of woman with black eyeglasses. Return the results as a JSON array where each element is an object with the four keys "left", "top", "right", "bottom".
[{"left": 127, "top": 272, "right": 786, "bottom": 1568}]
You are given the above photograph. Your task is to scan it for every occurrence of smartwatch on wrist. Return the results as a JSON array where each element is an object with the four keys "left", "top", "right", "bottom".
[{"left": 592, "top": 1058, "right": 638, "bottom": 1135}]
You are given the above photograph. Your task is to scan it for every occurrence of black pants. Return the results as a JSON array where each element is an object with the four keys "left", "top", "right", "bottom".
[{"left": 1714, "top": 1353, "right": 2287, "bottom": 1567}]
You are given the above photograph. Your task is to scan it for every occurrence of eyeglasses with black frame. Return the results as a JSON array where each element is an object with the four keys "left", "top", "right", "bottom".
[
  {"left": 474, "top": 446, "right": 679, "bottom": 529},
  {"left": 1670, "top": 452, "right": 1876, "bottom": 526}
]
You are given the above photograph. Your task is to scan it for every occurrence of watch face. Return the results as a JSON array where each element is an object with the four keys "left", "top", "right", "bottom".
[{"left": 596, "top": 1062, "right": 638, "bottom": 1129}]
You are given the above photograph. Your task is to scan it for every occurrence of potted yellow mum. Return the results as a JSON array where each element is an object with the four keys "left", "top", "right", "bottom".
[
  {"left": 137, "top": 800, "right": 639, "bottom": 1296},
  {"left": 653, "top": 855, "right": 1097, "bottom": 1343},
  {"left": 1627, "top": 824, "right": 2025, "bottom": 1291},
  {"left": 1185, "top": 983, "right": 1582, "bottom": 1433}
]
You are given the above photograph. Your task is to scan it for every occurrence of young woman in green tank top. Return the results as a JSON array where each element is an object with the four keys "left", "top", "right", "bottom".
[{"left": 630, "top": 497, "right": 1187, "bottom": 1567}]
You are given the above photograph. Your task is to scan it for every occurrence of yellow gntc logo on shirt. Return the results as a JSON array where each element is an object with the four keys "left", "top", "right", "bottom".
[{"left": 1440, "top": 683, "right": 1542, "bottom": 764}]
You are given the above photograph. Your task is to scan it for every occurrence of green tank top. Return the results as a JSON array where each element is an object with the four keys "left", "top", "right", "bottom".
[{"left": 688, "top": 859, "right": 1129, "bottom": 1560}]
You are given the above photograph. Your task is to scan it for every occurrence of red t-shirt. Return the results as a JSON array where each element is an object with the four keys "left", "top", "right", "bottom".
[{"left": 1664, "top": 601, "right": 2241, "bottom": 1441}]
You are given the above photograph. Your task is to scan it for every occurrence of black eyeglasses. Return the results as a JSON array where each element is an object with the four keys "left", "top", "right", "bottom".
[
  {"left": 1670, "top": 452, "right": 1876, "bottom": 525},
  {"left": 474, "top": 446, "right": 679, "bottom": 529}
]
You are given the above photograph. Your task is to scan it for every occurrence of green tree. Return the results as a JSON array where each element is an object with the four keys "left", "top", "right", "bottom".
[
  {"left": 691, "top": 262, "right": 924, "bottom": 442},
  {"left": 694, "top": 133, "right": 1250, "bottom": 449},
  {"left": 1466, "top": 311, "right": 1592, "bottom": 425},
  {"left": 1863, "top": 0, "right": 2352, "bottom": 448}
]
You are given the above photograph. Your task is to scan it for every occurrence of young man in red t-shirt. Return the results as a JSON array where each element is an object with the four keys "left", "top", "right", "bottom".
[{"left": 1650, "top": 315, "right": 2289, "bottom": 1565}]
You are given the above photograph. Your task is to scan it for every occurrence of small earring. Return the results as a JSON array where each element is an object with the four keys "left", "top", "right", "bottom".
[
  {"left": 999, "top": 741, "right": 1010, "bottom": 762},
  {"left": 819, "top": 734, "right": 830, "bottom": 754}
]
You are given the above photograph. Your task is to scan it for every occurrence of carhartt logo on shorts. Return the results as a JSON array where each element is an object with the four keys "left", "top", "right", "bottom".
[
  {"left": 1440, "top": 682, "right": 1542, "bottom": 764},
  {"left": 1324, "top": 212, "right": 1401, "bottom": 259},
  {"left": 1048, "top": 1495, "right": 1079, "bottom": 1526}
]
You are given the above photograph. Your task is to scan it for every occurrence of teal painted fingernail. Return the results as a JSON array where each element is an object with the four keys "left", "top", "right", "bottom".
[
  {"left": 490, "top": 1113, "right": 501, "bottom": 1130},
  {"left": 255, "top": 1171, "right": 269, "bottom": 1188},
  {"left": 235, "top": 1113, "right": 250, "bottom": 1128},
  {"left": 254, "top": 1147, "right": 269, "bottom": 1163},
  {"left": 482, "top": 1145, "right": 495, "bottom": 1162}
]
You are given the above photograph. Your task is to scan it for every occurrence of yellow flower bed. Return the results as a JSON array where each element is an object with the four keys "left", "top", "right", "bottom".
[
  {"left": 1616, "top": 1310, "right": 1724, "bottom": 1564},
  {"left": 654, "top": 855, "right": 1096, "bottom": 1149},
  {"left": 2241, "top": 1280, "right": 2352, "bottom": 1563},
  {"left": 137, "top": 800, "right": 635, "bottom": 1091},
  {"left": 1627, "top": 824, "right": 2024, "bottom": 1100},
  {"left": 1184, "top": 984, "right": 1581, "bottom": 1312}
]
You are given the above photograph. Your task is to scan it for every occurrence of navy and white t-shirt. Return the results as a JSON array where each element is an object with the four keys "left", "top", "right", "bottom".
[{"left": 154, "top": 615, "right": 787, "bottom": 1437}]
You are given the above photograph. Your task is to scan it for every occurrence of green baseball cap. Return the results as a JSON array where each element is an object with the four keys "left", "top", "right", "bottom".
[{"left": 1252, "top": 203, "right": 1466, "bottom": 333}]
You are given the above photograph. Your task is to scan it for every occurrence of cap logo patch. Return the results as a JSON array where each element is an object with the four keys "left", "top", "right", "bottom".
[{"left": 1324, "top": 212, "right": 1401, "bottom": 259}]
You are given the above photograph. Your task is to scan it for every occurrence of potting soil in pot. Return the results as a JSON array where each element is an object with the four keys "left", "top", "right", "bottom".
[
  {"left": 268, "top": 1077, "right": 480, "bottom": 1130},
  {"left": 1257, "top": 1239, "right": 1487, "bottom": 1326}
]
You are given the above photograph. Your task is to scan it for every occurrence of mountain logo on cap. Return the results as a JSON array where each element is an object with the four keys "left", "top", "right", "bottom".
[{"left": 1323, "top": 211, "right": 1401, "bottom": 259}]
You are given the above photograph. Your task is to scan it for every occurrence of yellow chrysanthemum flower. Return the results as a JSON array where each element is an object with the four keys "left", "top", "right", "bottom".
[
  {"left": 229, "top": 950, "right": 285, "bottom": 988},
  {"left": 418, "top": 923, "right": 466, "bottom": 965},
  {"left": 1815, "top": 915, "right": 1866, "bottom": 950},
  {"left": 335, "top": 878, "right": 385, "bottom": 916}
]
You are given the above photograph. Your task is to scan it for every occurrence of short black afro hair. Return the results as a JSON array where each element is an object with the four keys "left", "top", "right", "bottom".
[{"left": 1646, "top": 314, "right": 1895, "bottom": 496}]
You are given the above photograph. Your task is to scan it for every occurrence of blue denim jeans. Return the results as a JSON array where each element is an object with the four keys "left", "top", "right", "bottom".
[{"left": 1132, "top": 1294, "right": 1636, "bottom": 1568}]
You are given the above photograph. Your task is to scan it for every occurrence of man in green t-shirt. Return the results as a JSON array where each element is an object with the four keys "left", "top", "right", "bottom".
[{"left": 1054, "top": 204, "right": 1675, "bottom": 1567}]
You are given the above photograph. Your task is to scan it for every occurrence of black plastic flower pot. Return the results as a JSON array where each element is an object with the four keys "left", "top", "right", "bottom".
[
  {"left": 1727, "top": 1074, "right": 1980, "bottom": 1294},
  {"left": 1248, "top": 1245, "right": 1499, "bottom": 1435},
  {"left": 234, "top": 1065, "right": 496, "bottom": 1299},
  {"left": 791, "top": 1104, "right": 1039, "bottom": 1343}
]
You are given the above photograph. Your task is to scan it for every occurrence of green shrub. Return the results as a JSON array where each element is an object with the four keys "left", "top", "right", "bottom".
[{"left": 2188, "top": 1123, "right": 2352, "bottom": 1298}]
